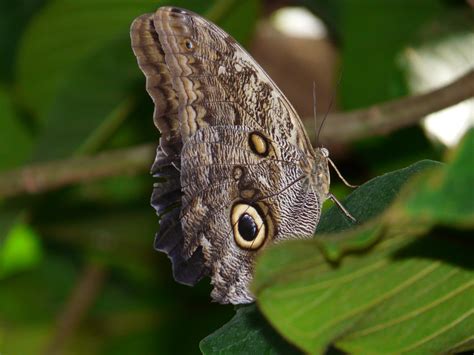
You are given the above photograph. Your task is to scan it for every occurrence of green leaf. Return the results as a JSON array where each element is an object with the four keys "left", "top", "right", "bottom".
[
  {"left": 0, "top": 0, "right": 44, "bottom": 83},
  {"left": 254, "top": 232, "right": 473, "bottom": 354},
  {"left": 32, "top": 38, "right": 137, "bottom": 160},
  {"left": 339, "top": 0, "right": 450, "bottom": 109},
  {"left": 16, "top": 0, "right": 160, "bottom": 118},
  {"left": 251, "top": 138, "right": 473, "bottom": 353},
  {"left": 200, "top": 304, "right": 300, "bottom": 355},
  {"left": 401, "top": 128, "right": 474, "bottom": 227},
  {"left": 0, "top": 221, "right": 43, "bottom": 278},
  {"left": 335, "top": 233, "right": 473, "bottom": 354},
  {"left": 0, "top": 88, "right": 32, "bottom": 169},
  {"left": 315, "top": 160, "right": 440, "bottom": 261},
  {"left": 317, "top": 159, "right": 441, "bottom": 234}
]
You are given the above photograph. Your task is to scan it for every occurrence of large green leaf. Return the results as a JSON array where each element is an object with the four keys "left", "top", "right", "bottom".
[
  {"left": 254, "top": 233, "right": 473, "bottom": 354},
  {"left": 251, "top": 132, "right": 473, "bottom": 354},
  {"left": 200, "top": 304, "right": 300, "bottom": 355}
]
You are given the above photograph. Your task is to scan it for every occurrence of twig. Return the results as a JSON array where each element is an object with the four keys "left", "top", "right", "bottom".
[
  {"left": 0, "top": 70, "right": 472, "bottom": 199},
  {"left": 0, "top": 144, "right": 155, "bottom": 199},
  {"left": 315, "top": 69, "right": 474, "bottom": 143},
  {"left": 42, "top": 262, "right": 106, "bottom": 355}
]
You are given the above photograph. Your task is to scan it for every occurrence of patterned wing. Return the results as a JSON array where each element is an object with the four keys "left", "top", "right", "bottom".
[
  {"left": 152, "top": 7, "right": 314, "bottom": 151},
  {"left": 131, "top": 7, "right": 321, "bottom": 304},
  {"left": 131, "top": 13, "right": 209, "bottom": 286}
]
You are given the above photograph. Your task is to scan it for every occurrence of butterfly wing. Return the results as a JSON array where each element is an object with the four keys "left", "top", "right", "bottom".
[{"left": 131, "top": 7, "right": 321, "bottom": 304}]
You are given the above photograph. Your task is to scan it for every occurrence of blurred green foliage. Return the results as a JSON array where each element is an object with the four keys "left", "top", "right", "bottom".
[{"left": 0, "top": 0, "right": 472, "bottom": 354}]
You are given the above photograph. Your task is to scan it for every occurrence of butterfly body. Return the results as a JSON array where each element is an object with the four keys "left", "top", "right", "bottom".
[{"left": 131, "top": 7, "right": 332, "bottom": 304}]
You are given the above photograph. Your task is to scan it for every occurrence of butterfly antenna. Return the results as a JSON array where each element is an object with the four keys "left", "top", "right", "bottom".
[
  {"left": 317, "top": 69, "right": 344, "bottom": 146},
  {"left": 313, "top": 81, "right": 318, "bottom": 145}
]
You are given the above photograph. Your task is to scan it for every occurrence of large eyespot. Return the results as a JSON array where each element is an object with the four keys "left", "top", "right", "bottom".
[
  {"left": 249, "top": 132, "right": 270, "bottom": 157},
  {"left": 231, "top": 203, "right": 267, "bottom": 250}
]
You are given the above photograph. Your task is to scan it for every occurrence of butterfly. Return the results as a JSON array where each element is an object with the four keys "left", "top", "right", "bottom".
[{"left": 131, "top": 6, "right": 354, "bottom": 304}]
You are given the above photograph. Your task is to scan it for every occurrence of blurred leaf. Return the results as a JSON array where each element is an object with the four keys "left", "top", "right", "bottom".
[
  {"left": 216, "top": 0, "right": 260, "bottom": 46},
  {"left": 0, "top": 253, "right": 80, "bottom": 353},
  {"left": 32, "top": 38, "right": 137, "bottom": 160},
  {"left": 17, "top": 0, "right": 161, "bottom": 118},
  {"left": 0, "top": 254, "right": 77, "bottom": 323},
  {"left": 0, "top": 326, "right": 52, "bottom": 355},
  {"left": 0, "top": 0, "right": 45, "bottom": 83},
  {"left": 200, "top": 304, "right": 300, "bottom": 355},
  {"left": 401, "top": 128, "right": 474, "bottom": 227},
  {"left": 0, "top": 221, "right": 42, "bottom": 278},
  {"left": 354, "top": 126, "right": 442, "bottom": 176},
  {"left": 36, "top": 207, "right": 158, "bottom": 278},
  {"left": 339, "top": 0, "right": 451, "bottom": 109},
  {"left": 0, "top": 88, "right": 32, "bottom": 169},
  {"left": 0, "top": 206, "right": 21, "bottom": 241}
]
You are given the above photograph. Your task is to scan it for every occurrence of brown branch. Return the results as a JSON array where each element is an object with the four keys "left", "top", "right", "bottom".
[
  {"left": 314, "top": 69, "right": 474, "bottom": 143},
  {"left": 0, "top": 70, "right": 472, "bottom": 199},
  {"left": 42, "top": 262, "right": 107, "bottom": 355},
  {"left": 0, "top": 144, "right": 155, "bottom": 199}
]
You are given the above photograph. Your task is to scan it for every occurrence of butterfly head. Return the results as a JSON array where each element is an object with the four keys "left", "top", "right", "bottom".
[{"left": 310, "top": 147, "right": 331, "bottom": 201}]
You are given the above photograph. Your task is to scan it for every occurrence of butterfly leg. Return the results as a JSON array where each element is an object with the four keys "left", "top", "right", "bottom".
[{"left": 328, "top": 193, "right": 357, "bottom": 223}]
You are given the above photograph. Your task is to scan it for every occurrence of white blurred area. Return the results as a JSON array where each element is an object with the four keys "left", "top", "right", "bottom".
[
  {"left": 402, "top": 33, "right": 474, "bottom": 147},
  {"left": 271, "top": 6, "right": 327, "bottom": 39}
]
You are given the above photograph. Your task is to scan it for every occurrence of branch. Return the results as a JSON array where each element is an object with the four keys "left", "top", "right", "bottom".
[
  {"left": 314, "top": 69, "right": 474, "bottom": 143},
  {"left": 0, "top": 144, "right": 155, "bottom": 199},
  {"left": 0, "top": 70, "right": 472, "bottom": 199},
  {"left": 42, "top": 262, "right": 106, "bottom": 355}
]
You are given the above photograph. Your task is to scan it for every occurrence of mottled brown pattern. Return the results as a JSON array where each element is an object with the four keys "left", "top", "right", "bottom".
[{"left": 131, "top": 7, "right": 333, "bottom": 304}]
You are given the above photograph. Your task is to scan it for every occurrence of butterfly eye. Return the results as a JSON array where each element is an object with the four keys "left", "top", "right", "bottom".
[{"left": 231, "top": 203, "right": 266, "bottom": 250}]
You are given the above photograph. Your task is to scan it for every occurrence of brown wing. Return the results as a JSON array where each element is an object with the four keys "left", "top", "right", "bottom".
[
  {"left": 131, "top": 13, "right": 181, "bottom": 157},
  {"left": 152, "top": 7, "right": 314, "bottom": 152},
  {"left": 131, "top": 7, "right": 320, "bottom": 304},
  {"left": 131, "top": 13, "right": 209, "bottom": 286}
]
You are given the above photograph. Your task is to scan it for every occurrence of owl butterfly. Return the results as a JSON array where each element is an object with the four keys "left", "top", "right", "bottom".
[{"left": 131, "top": 6, "right": 354, "bottom": 304}]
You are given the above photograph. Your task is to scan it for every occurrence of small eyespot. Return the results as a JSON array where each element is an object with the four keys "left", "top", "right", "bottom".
[
  {"left": 249, "top": 132, "right": 270, "bottom": 157},
  {"left": 231, "top": 203, "right": 266, "bottom": 250},
  {"left": 185, "top": 39, "right": 193, "bottom": 50},
  {"left": 232, "top": 166, "right": 243, "bottom": 180}
]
